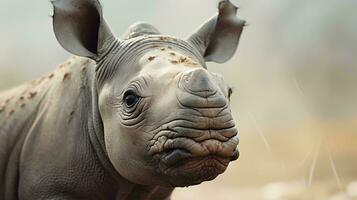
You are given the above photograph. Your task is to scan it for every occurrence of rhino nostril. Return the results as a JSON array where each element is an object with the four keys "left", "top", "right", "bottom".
[
  {"left": 162, "top": 149, "right": 192, "bottom": 166},
  {"left": 230, "top": 148, "right": 240, "bottom": 161}
]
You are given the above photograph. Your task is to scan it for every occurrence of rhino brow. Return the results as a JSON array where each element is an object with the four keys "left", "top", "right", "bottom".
[{"left": 127, "top": 76, "right": 151, "bottom": 93}]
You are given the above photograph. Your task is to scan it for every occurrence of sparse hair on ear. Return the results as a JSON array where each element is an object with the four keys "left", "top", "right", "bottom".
[
  {"left": 51, "top": 0, "right": 116, "bottom": 59},
  {"left": 187, "top": 0, "right": 245, "bottom": 63}
]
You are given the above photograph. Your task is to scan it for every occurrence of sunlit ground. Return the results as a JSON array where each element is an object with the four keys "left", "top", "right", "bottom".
[{"left": 173, "top": 119, "right": 357, "bottom": 200}]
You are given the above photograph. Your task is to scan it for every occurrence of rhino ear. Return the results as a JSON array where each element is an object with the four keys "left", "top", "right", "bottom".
[
  {"left": 187, "top": 0, "right": 245, "bottom": 63},
  {"left": 51, "top": 0, "right": 115, "bottom": 59}
]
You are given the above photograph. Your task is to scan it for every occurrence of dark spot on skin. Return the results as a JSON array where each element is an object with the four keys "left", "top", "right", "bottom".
[
  {"left": 0, "top": 106, "right": 4, "bottom": 113},
  {"left": 68, "top": 110, "right": 75, "bottom": 123},
  {"left": 151, "top": 45, "right": 159, "bottom": 48},
  {"left": 159, "top": 36, "right": 171, "bottom": 41},
  {"left": 20, "top": 103, "right": 26, "bottom": 108},
  {"left": 161, "top": 48, "right": 166, "bottom": 51},
  {"left": 179, "top": 57, "right": 187, "bottom": 63},
  {"left": 67, "top": 61, "right": 72, "bottom": 65},
  {"left": 28, "top": 91, "right": 37, "bottom": 99},
  {"left": 63, "top": 73, "right": 71, "bottom": 81},
  {"left": 19, "top": 96, "right": 25, "bottom": 101},
  {"left": 8, "top": 110, "right": 15, "bottom": 117},
  {"left": 148, "top": 56, "right": 156, "bottom": 61},
  {"left": 180, "top": 56, "right": 198, "bottom": 66},
  {"left": 59, "top": 64, "right": 65, "bottom": 69},
  {"left": 81, "top": 66, "right": 87, "bottom": 72},
  {"left": 48, "top": 73, "right": 54, "bottom": 79},
  {"left": 170, "top": 52, "right": 176, "bottom": 56},
  {"left": 170, "top": 60, "right": 179, "bottom": 64},
  {"left": 168, "top": 46, "right": 173, "bottom": 50},
  {"left": 169, "top": 56, "right": 198, "bottom": 66}
]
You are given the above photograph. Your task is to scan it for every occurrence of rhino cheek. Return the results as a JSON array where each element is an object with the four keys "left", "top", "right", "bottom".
[
  {"left": 102, "top": 117, "right": 160, "bottom": 185},
  {"left": 98, "top": 86, "right": 166, "bottom": 185},
  {"left": 98, "top": 86, "right": 131, "bottom": 177},
  {"left": 104, "top": 125, "right": 158, "bottom": 185}
]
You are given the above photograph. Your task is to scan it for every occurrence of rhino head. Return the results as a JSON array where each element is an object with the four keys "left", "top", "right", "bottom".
[{"left": 52, "top": 0, "right": 245, "bottom": 187}]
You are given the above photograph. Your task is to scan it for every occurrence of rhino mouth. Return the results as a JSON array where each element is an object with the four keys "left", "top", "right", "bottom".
[
  {"left": 162, "top": 153, "right": 231, "bottom": 185},
  {"left": 149, "top": 124, "right": 239, "bottom": 186},
  {"left": 160, "top": 148, "right": 192, "bottom": 166},
  {"left": 155, "top": 142, "right": 239, "bottom": 186},
  {"left": 164, "top": 146, "right": 239, "bottom": 162},
  {"left": 158, "top": 140, "right": 239, "bottom": 167}
]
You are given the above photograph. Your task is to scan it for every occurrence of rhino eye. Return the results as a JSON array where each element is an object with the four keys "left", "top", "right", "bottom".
[{"left": 123, "top": 90, "right": 140, "bottom": 108}]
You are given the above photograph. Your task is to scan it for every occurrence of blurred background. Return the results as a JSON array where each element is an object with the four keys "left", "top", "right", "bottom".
[{"left": 1, "top": 0, "right": 356, "bottom": 199}]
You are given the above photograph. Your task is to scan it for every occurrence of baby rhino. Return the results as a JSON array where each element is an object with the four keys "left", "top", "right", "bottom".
[{"left": 0, "top": 0, "right": 245, "bottom": 199}]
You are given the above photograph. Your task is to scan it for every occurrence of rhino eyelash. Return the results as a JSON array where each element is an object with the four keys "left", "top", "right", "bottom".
[
  {"left": 125, "top": 83, "right": 145, "bottom": 97},
  {"left": 116, "top": 86, "right": 140, "bottom": 100}
]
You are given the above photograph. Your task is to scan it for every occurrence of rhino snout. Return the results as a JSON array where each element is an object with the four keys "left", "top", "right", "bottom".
[
  {"left": 147, "top": 69, "right": 240, "bottom": 167},
  {"left": 149, "top": 127, "right": 239, "bottom": 165},
  {"left": 148, "top": 104, "right": 239, "bottom": 166},
  {"left": 147, "top": 106, "right": 239, "bottom": 186}
]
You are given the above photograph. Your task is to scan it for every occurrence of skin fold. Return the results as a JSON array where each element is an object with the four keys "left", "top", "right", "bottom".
[{"left": 0, "top": 0, "right": 245, "bottom": 199}]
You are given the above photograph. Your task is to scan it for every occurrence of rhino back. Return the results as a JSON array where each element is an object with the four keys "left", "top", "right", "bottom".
[
  {"left": 0, "top": 67, "right": 57, "bottom": 198},
  {"left": 0, "top": 57, "right": 117, "bottom": 199}
]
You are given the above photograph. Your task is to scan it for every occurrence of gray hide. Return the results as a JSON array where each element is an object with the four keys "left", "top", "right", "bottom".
[{"left": 0, "top": 0, "right": 245, "bottom": 199}]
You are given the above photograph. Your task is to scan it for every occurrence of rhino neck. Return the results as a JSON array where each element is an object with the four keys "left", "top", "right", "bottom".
[{"left": 88, "top": 75, "right": 130, "bottom": 184}]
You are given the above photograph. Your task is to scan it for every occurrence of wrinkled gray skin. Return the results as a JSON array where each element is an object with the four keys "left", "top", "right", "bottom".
[{"left": 0, "top": 0, "right": 245, "bottom": 199}]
